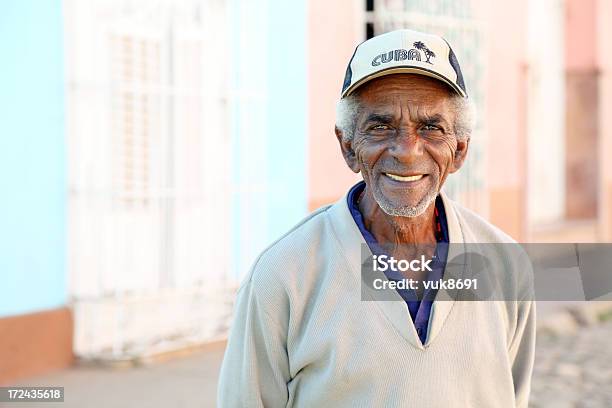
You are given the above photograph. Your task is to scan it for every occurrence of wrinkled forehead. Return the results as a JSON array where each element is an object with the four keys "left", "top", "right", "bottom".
[
  {"left": 355, "top": 73, "right": 456, "bottom": 101},
  {"left": 354, "top": 75, "right": 456, "bottom": 115}
]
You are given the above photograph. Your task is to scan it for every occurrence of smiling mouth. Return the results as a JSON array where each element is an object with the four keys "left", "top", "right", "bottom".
[{"left": 384, "top": 173, "right": 426, "bottom": 182}]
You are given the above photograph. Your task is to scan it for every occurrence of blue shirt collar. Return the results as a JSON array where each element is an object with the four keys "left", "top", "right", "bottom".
[{"left": 346, "top": 180, "right": 449, "bottom": 252}]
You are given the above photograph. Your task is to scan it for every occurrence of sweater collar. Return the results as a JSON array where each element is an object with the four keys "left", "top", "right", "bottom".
[{"left": 327, "top": 182, "right": 465, "bottom": 349}]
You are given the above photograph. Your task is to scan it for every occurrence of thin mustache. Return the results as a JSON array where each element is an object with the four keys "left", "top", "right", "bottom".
[
  {"left": 373, "top": 161, "right": 430, "bottom": 175},
  {"left": 363, "top": 161, "right": 433, "bottom": 176},
  {"left": 378, "top": 168, "right": 430, "bottom": 174}
]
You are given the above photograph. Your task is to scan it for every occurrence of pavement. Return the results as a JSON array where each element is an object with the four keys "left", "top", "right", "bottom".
[
  {"left": 3, "top": 301, "right": 612, "bottom": 408},
  {"left": 530, "top": 319, "right": 612, "bottom": 408},
  {"left": 5, "top": 342, "right": 226, "bottom": 408},
  {"left": 529, "top": 301, "right": 612, "bottom": 408}
]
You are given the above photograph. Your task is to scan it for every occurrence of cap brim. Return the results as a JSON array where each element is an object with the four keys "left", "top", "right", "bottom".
[{"left": 341, "top": 66, "right": 467, "bottom": 98}]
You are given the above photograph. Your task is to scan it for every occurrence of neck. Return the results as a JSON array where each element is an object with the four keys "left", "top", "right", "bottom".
[{"left": 358, "top": 184, "right": 437, "bottom": 247}]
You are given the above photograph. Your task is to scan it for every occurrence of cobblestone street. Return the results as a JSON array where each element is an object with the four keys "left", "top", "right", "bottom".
[
  {"left": 531, "top": 319, "right": 612, "bottom": 408},
  {"left": 5, "top": 305, "right": 611, "bottom": 408}
]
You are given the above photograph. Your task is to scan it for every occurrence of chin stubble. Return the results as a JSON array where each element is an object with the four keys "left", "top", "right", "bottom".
[
  {"left": 374, "top": 186, "right": 438, "bottom": 218},
  {"left": 361, "top": 162, "right": 439, "bottom": 218}
]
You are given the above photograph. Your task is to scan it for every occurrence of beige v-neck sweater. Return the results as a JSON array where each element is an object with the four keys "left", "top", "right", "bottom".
[{"left": 218, "top": 188, "right": 536, "bottom": 408}]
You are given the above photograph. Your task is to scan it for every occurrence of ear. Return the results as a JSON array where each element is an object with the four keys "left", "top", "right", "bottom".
[
  {"left": 335, "top": 126, "right": 361, "bottom": 173},
  {"left": 449, "top": 136, "right": 470, "bottom": 173}
]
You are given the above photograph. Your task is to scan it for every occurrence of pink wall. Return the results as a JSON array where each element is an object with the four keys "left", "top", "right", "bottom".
[
  {"left": 307, "top": 0, "right": 361, "bottom": 210},
  {"left": 565, "top": 0, "right": 597, "bottom": 71},
  {"left": 481, "top": 0, "right": 528, "bottom": 189},
  {"left": 479, "top": 0, "right": 529, "bottom": 239},
  {"left": 596, "top": 0, "right": 612, "bottom": 239}
]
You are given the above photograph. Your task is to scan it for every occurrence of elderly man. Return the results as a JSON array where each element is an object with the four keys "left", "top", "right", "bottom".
[{"left": 218, "top": 29, "right": 535, "bottom": 407}]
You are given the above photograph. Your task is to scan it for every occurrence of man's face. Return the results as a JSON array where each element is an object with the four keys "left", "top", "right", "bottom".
[{"left": 341, "top": 74, "right": 468, "bottom": 217}]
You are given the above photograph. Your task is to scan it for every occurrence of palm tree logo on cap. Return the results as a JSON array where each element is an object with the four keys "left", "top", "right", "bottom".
[{"left": 413, "top": 41, "right": 436, "bottom": 64}]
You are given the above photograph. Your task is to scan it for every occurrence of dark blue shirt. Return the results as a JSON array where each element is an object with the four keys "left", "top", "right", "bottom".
[{"left": 347, "top": 181, "right": 449, "bottom": 344}]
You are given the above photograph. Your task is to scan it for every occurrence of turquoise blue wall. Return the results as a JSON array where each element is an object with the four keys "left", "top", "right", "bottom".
[
  {"left": 0, "top": 1, "right": 66, "bottom": 317},
  {"left": 265, "top": 0, "right": 308, "bottom": 240},
  {"left": 229, "top": 0, "right": 308, "bottom": 278}
]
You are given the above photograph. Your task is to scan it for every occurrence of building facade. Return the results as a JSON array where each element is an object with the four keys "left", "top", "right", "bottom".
[
  {"left": 2, "top": 0, "right": 612, "bottom": 385},
  {"left": 0, "top": 0, "right": 72, "bottom": 385}
]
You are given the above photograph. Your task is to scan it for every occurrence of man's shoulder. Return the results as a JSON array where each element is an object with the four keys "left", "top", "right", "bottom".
[
  {"left": 259, "top": 204, "right": 335, "bottom": 261},
  {"left": 240, "top": 202, "right": 342, "bottom": 292},
  {"left": 449, "top": 197, "right": 535, "bottom": 300}
]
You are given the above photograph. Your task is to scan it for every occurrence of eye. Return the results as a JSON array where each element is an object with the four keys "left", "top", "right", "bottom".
[
  {"left": 421, "top": 124, "right": 441, "bottom": 131},
  {"left": 371, "top": 124, "right": 391, "bottom": 130}
]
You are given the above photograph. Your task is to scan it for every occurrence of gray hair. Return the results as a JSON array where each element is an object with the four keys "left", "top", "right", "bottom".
[{"left": 335, "top": 93, "right": 476, "bottom": 142}]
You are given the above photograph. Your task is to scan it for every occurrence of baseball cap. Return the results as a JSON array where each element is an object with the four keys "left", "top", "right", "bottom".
[{"left": 341, "top": 29, "right": 467, "bottom": 98}]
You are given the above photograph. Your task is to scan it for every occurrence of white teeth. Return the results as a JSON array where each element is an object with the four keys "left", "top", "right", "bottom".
[{"left": 386, "top": 173, "right": 424, "bottom": 182}]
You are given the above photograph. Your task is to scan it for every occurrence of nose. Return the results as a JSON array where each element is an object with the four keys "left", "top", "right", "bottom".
[{"left": 389, "top": 128, "right": 424, "bottom": 163}]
